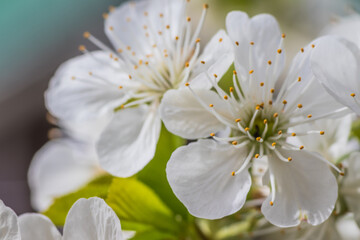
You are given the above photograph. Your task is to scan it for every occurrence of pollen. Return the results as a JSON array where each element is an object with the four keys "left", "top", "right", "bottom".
[
  {"left": 128, "top": 75, "right": 132, "bottom": 79},
  {"left": 209, "top": 104, "right": 214, "bottom": 108},
  {"left": 256, "top": 137, "right": 262, "bottom": 142},
  {"left": 291, "top": 133, "right": 296, "bottom": 137},
  {"left": 282, "top": 33, "right": 286, "bottom": 38},
  {"left": 187, "top": 17, "right": 191, "bottom": 22},
  {"left": 340, "top": 172, "right": 345, "bottom": 176},
  {"left": 118, "top": 85, "right": 123, "bottom": 89},
  {"left": 268, "top": 100, "right": 273, "bottom": 105},
  {"left": 255, "top": 154, "right": 260, "bottom": 158},
  {"left": 229, "top": 87, "right": 234, "bottom": 92},
  {"left": 83, "top": 31, "right": 90, "bottom": 39},
  {"left": 185, "top": 62, "right": 190, "bottom": 67},
  {"left": 78, "top": 45, "right": 86, "bottom": 51},
  {"left": 298, "top": 77, "right": 302, "bottom": 82},
  {"left": 233, "top": 70, "right": 237, "bottom": 75},
  {"left": 282, "top": 100, "right": 287, "bottom": 105},
  {"left": 120, "top": 104, "right": 125, "bottom": 109},
  {"left": 255, "top": 105, "right": 261, "bottom": 110},
  {"left": 277, "top": 49, "right": 282, "bottom": 54},
  {"left": 270, "top": 88, "right": 275, "bottom": 93},
  {"left": 235, "top": 41, "right": 239, "bottom": 46},
  {"left": 249, "top": 70, "right": 254, "bottom": 74},
  {"left": 278, "top": 130, "right": 282, "bottom": 135},
  {"left": 351, "top": 93, "right": 356, "bottom": 97},
  {"left": 231, "top": 171, "right": 235, "bottom": 176},
  {"left": 260, "top": 82, "right": 264, "bottom": 87},
  {"left": 185, "top": 83, "right": 190, "bottom": 87},
  {"left": 166, "top": 25, "right": 170, "bottom": 29},
  {"left": 223, "top": 95, "right": 228, "bottom": 100},
  {"left": 264, "top": 119, "right": 268, "bottom": 124},
  {"left": 245, "top": 127, "right": 250, "bottom": 132},
  {"left": 232, "top": 141, "right": 238, "bottom": 145},
  {"left": 307, "top": 114, "right": 312, "bottom": 118},
  {"left": 301, "top": 48, "right": 304, "bottom": 52},
  {"left": 203, "top": 3, "right": 209, "bottom": 9},
  {"left": 272, "top": 142, "right": 276, "bottom": 147},
  {"left": 219, "top": 38, "right": 223, "bottom": 42},
  {"left": 210, "top": 133, "right": 215, "bottom": 137},
  {"left": 235, "top": 118, "right": 241, "bottom": 123},
  {"left": 270, "top": 201, "right": 274, "bottom": 206},
  {"left": 213, "top": 74, "right": 218, "bottom": 78},
  {"left": 297, "top": 104, "right": 303, "bottom": 108},
  {"left": 288, "top": 157, "right": 292, "bottom": 161},
  {"left": 273, "top": 113, "right": 278, "bottom": 118},
  {"left": 320, "top": 131, "right": 325, "bottom": 135},
  {"left": 268, "top": 60, "right": 272, "bottom": 65},
  {"left": 175, "top": 36, "right": 179, "bottom": 40},
  {"left": 311, "top": 44, "right": 315, "bottom": 48},
  {"left": 250, "top": 41, "right": 254, "bottom": 45},
  {"left": 300, "top": 146, "right": 304, "bottom": 150},
  {"left": 201, "top": 61, "right": 205, "bottom": 64},
  {"left": 196, "top": 38, "right": 201, "bottom": 43}
]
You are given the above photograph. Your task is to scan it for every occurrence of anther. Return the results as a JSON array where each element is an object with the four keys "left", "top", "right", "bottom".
[
  {"left": 235, "top": 118, "right": 241, "bottom": 123},
  {"left": 117, "top": 48, "right": 123, "bottom": 53},
  {"left": 143, "top": 11, "right": 148, "bottom": 16},
  {"left": 288, "top": 157, "right": 292, "bottom": 162},
  {"left": 282, "top": 33, "right": 286, "bottom": 38},
  {"left": 210, "top": 133, "right": 215, "bottom": 137},
  {"left": 118, "top": 86, "right": 123, "bottom": 89},
  {"left": 102, "top": 13, "right": 109, "bottom": 19},
  {"left": 128, "top": 75, "right": 132, "bottom": 79},
  {"left": 351, "top": 93, "right": 356, "bottom": 97},
  {"left": 273, "top": 113, "right": 278, "bottom": 118},
  {"left": 272, "top": 142, "right": 277, "bottom": 147},
  {"left": 223, "top": 95, "right": 228, "bottom": 100},
  {"left": 109, "top": 6, "right": 115, "bottom": 12},
  {"left": 268, "top": 100, "right": 273, "bottom": 105},
  {"left": 268, "top": 60, "right": 272, "bottom": 65},
  {"left": 250, "top": 41, "right": 254, "bottom": 45},
  {"left": 231, "top": 171, "right": 235, "bottom": 176},
  {"left": 175, "top": 36, "right": 179, "bottom": 40},
  {"left": 109, "top": 26, "right": 114, "bottom": 31},
  {"left": 233, "top": 70, "right": 237, "bottom": 75},
  {"left": 311, "top": 44, "right": 315, "bottom": 48},
  {"left": 71, "top": 76, "right": 76, "bottom": 80},
  {"left": 78, "top": 45, "right": 86, "bottom": 51},
  {"left": 203, "top": 3, "right": 209, "bottom": 9},
  {"left": 235, "top": 41, "right": 239, "bottom": 46},
  {"left": 245, "top": 127, "right": 250, "bottom": 132},
  {"left": 196, "top": 38, "right": 201, "bottom": 43},
  {"left": 256, "top": 137, "right": 262, "bottom": 142},
  {"left": 255, "top": 105, "right": 261, "bottom": 110},
  {"left": 277, "top": 49, "right": 282, "bottom": 54},
  {"left": 270, "top": 201, "right": 274, "bottom": 206},
  {"left": 185, "top": 83, "right": 190, "bottom": 87},
  {"left": 166, "top": 25, "right": 170, "bottom": 29},
  {"left": 264, "top": 119, "right": 268, "bottom": 124},
  {"left": 88, "top": 72, "right": 93, "bottom": 76},
  {"left": 260, "top": 82, "right": 264, "bottom": 87},
  {"left": 340, "top": 172, "right": 345, "bottom": 176},
  {"left": 320, "top": 131, "right": 325, "bottom": 135},
  {"left": 159, "top": 13, "right": 164, "bottom": 18},
  {"left": 249, "top": 70, "right": 254, "bottom": 74},
  {"left": 213, "top": 74, "right": 218, "bottom": 78},
  {"left": 300, "top": 146, "right": 304, "bottom": 150},
  {"left": 297, "top": 104, "right": 303, "bottom": 108},
  {"left": 291, "top": 133, "right": 296, "bottom": 137},
  {"left": 185, "top": 62, "right": 190, "bottom": 67},
  {"left": 187, "top": 17, "right": 191, "bottom": 22},
  {"left": 201, "top": 61, "right": 205, "bottom": 64},
  {"left": 255, "top": 154, "right": 260, "bottom": 158},
  {"left": 270, "top": 88, "right": 275, "bottom": 93},
  {"left": 83, "top": 32, "right": 90, "bottom": 39},
  {"left": 232, "top": 141, "right": 238, "bottom": 145},
  {"left": 282, "top": 100, "right": 287, "bottom": 105},
  {"left": 278, "top": 130, "right": 282, "bottom": 135},
  {"left": 301, "top": 48, "right": 304, "bottom": 52},
  {"left": 209, "top": 104, "right": 214, "bottom": 108},
  {"left": 307, "top": 114, "right": 312, "bottom": 118},
  {"left": 229, "top": 87, "right": 234, "bottom": 92},
  {"left": 298, "top": 77, "right": 302, "bottom": 82},
  {"left": 219, "top": 38, "right": 223, "bottom": 42}
]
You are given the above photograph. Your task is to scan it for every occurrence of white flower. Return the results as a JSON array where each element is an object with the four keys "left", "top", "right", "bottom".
[
  {"left": 0, "top": 197, "right": 130, "bottom": 240},
  {"left": 310, "top": 35, "right": 360, "bottom": 115},
  {"left": 28, "top": 116, "right": 109, "bottom": 212},
  {"left": 45, "top": 0, "right": 233, "bottom": 177},
  {"left": 161, "top": 11, "right": 346, "bottom": 227}
]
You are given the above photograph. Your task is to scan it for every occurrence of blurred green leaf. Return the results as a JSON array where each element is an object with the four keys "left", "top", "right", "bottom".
[
  {"left": 351, "top": 118, "right": 360, "bottom": 141},
  {"left": 43, "top": 174, "right": 113, "bottom": 226},
  {"left": 137, "top": 126, "right": 188, "bottom": 219},
  {"left": 106, "top": 177, "right": 180, "bottom": 238}
]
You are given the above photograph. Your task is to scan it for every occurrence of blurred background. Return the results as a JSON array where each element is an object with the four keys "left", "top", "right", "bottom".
[{"left": 0, "top": 0, "right": 358, "bottom": 214}]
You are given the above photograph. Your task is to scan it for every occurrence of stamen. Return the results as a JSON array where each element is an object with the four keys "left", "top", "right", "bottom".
[{"left": 233, "top": 146, "right": 256, "bottom": 175}]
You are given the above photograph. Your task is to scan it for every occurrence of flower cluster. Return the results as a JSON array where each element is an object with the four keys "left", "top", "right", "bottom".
[{"left": 4, "top": 0, "right": 360, "bottom": 239}]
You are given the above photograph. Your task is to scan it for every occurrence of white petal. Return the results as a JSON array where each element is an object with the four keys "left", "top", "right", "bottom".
[
  {"left": 226, "top": 11, "right": 284, "bottom": 96},
  {"left": 283, "top": 38, "right": 345, "bottom": 118},
  {"left": 159, "top": 88, "right": 228, "bottom": 139},
  {"left": 342, "top": 152, "right": 360, "bottom": 227},
  {"left": 0, "top": 200, "right": 20, "bottom": 240},
  {"left": 18, "top": 214, "right": 61, "bottom": 240},
  {"left": 63, "top": 197, "right": 123, "bottom": 240},
  {"left": 28, "top": 139, "right": 100, "bottom": 211},
  {"left": 166, "top": 139, "right": 251, "bottom": 219},
  {"left": 261, "top": 149, "right": 338, "bottom": 227},
  {"left": 311, "top": 36, "right": 360, "bottom": 115},
  {"left": 45, "top": 51, "right": 129, "bottom": 121},
  {"left": 191, "top": 30, "right": 233, "bottom": 88},
  {"left": 97, "top": 104, "right": 161, "bottom": 177}
]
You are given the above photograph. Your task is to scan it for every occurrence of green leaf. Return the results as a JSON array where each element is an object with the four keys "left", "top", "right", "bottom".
[
  {"left": 137, "top": 125, "right": 188, "bottom": 219},
  {"left": 351, "top": 118, "right": 360, "bottom": 142},
  {"left": 106, "top": 177, "right": 180, "bottom": 237},
  {"left": 43, "top": 174, "right": 113, "bottom": 226}
]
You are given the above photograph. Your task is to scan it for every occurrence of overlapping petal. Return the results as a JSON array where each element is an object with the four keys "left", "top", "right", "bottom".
[
  {"left": 0, "top": 200, "right": 20, "bottom": 240},
  {"left": 166, "top": 139, "right": 251, "bottom": 219},
  {"left": 160, "top": 88, "right": 229, "bottom": 139},
  {"left": 63, "top": 198, "right": 124, "bottom": 240},
  {"left": 97, "top": 104, "right": 161, "bottom": 177},
  {"left": 261, "top": 149, "right": 338, "bottom": 227},
  {"left": 45, "top": 51, "right": 130, "bottom": 121},
  {"left": 18, "top": 214, "right": 61, "bottom": 240},
  {"left": 311, "top": 36, "right": 360, "bottom": 115}
]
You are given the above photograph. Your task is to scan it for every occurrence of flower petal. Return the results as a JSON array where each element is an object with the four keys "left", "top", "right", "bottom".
[
  {"left": 28, "top": 139, "right": 100, "bottom": 211},
  {"left": 18, "top": 214, "right": 61, "bottom": 240},
  {"left": 45, "top": 51, "right": 129, "bottom": 121},
  {"left": 0, "top": 200, "right": 20, "bottom": 240},
  {"left": 261, "top": 149, "right": 338, "bottom": 227},
  {"left": 311, "top": 36, "right": 360, "bottom": 115},
  {"left": 166, "top": 139, "right": 251, "bottom": 219},
  {"left": 97, "top": 104, "right": 161, "bottom": 177},
  {"left": 226, "top": 11, "right": 284, "bottom": 97},
  {"left": 191, "top": 30, "right": 233, "bottom": 88},
  {"left": 159, "top": 88, "right": 228, "bottom": 139},
  {"left": 342, "top": 152, "right": 360, "bottom": 227},
  {"left": 63, "top": 197, "right": 124, "bottom": 240}
]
